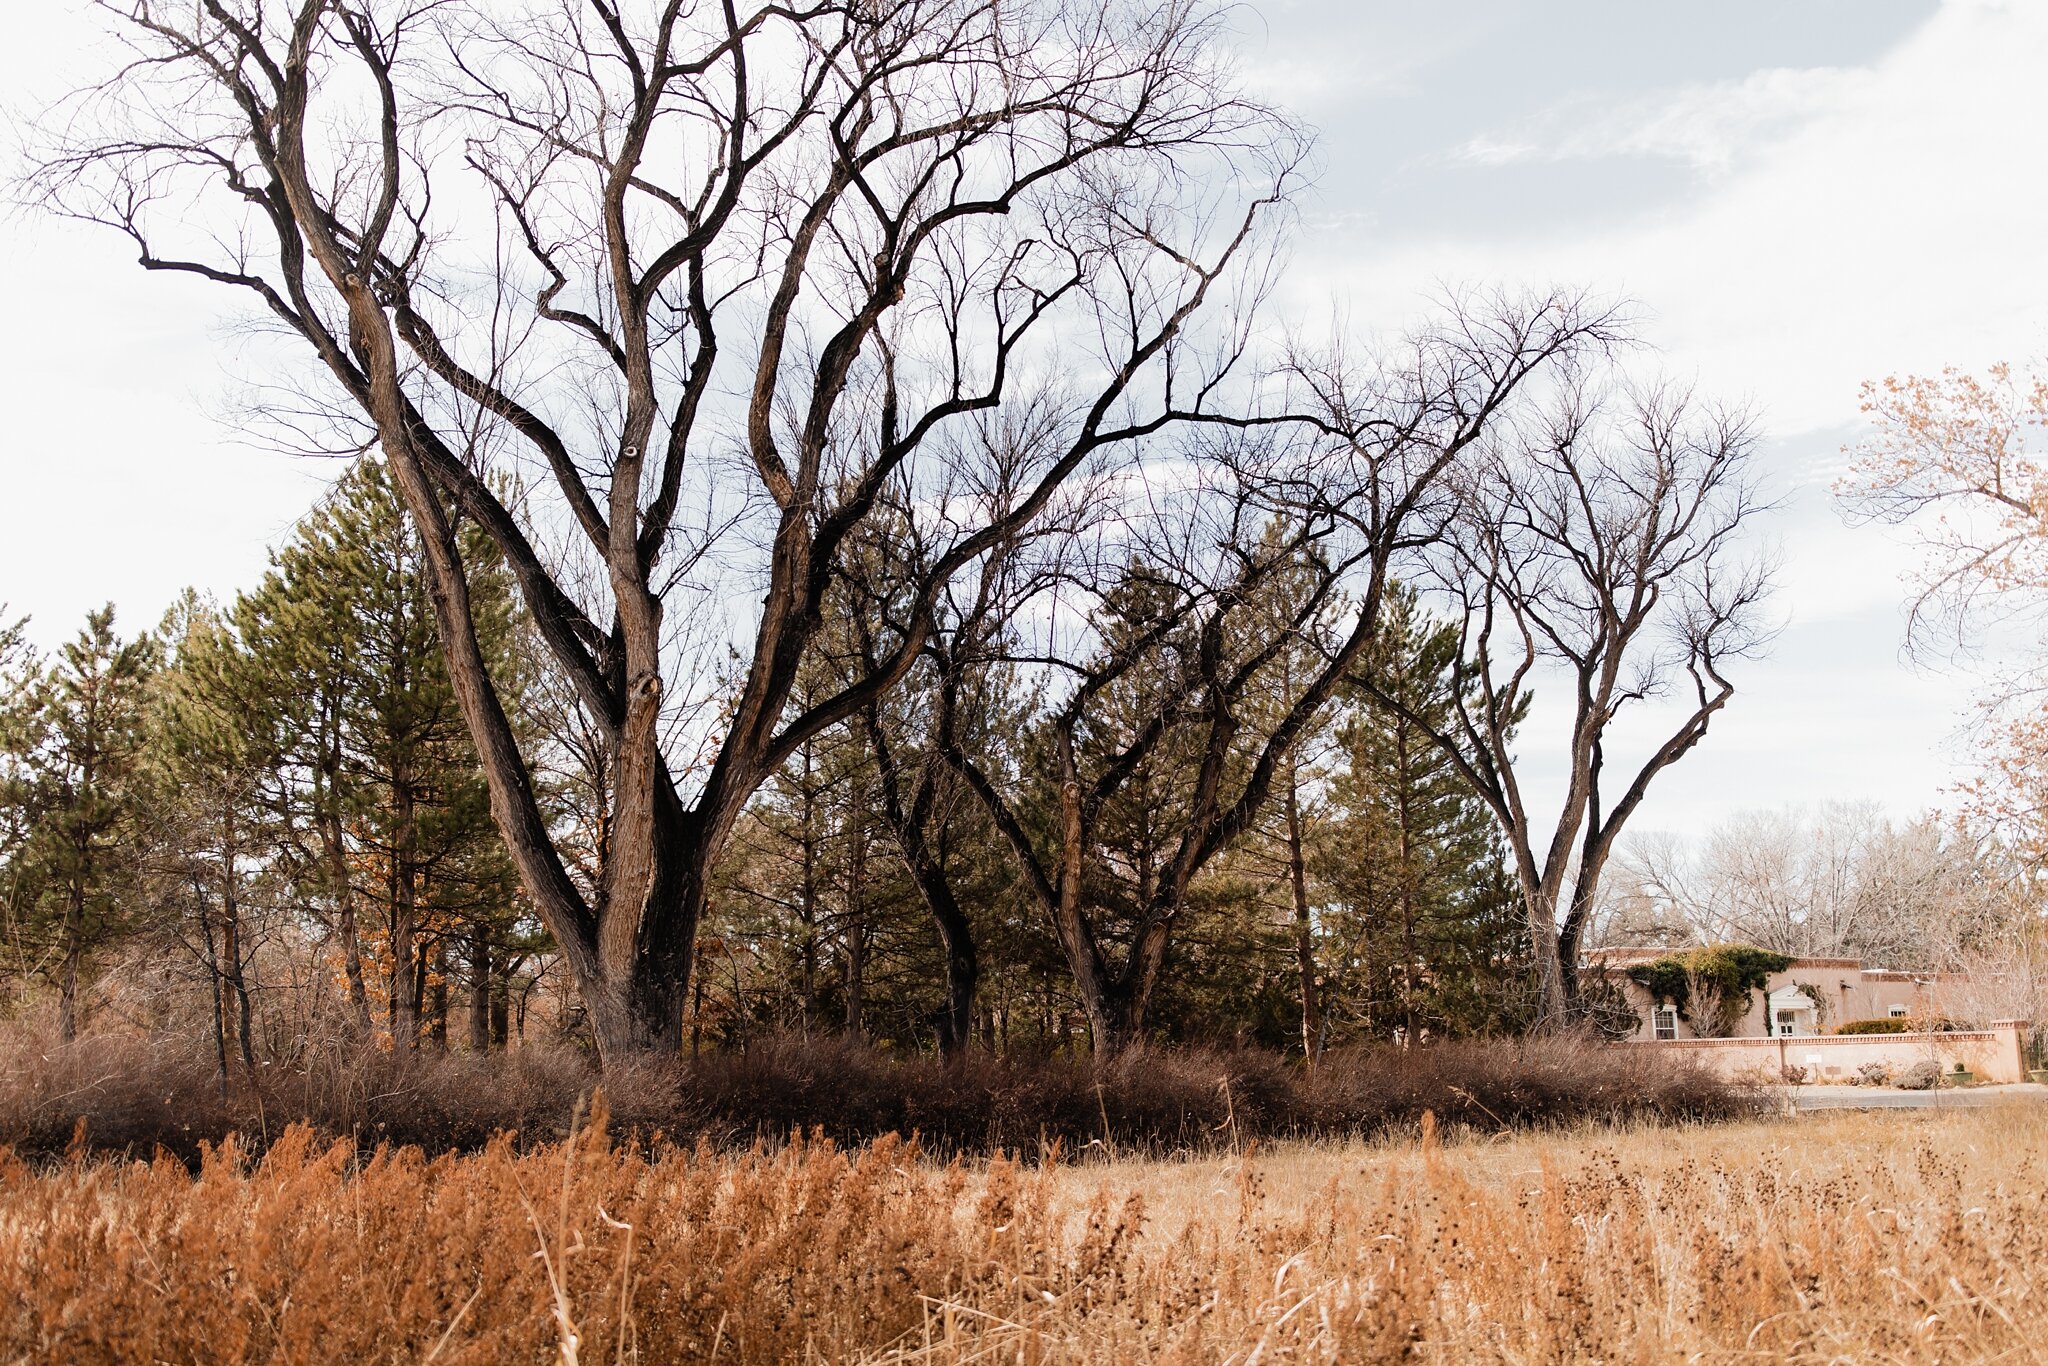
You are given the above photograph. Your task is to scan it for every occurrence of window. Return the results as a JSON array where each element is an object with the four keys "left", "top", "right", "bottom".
[
  {"left": 1889, "top": 1004, "right": 1908, "bottom": 1018},
  {"left": 1776, "top": 1009, "right": 1798, "bottom": 1038},
  {"left": 1652, "top": 1005, "right": 1677, "bottom": 1041}
]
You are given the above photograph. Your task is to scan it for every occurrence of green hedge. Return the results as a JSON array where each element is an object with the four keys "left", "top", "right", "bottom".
[{"left": 1836, "top": 1015, "right": 1959, "bottom": 1035}]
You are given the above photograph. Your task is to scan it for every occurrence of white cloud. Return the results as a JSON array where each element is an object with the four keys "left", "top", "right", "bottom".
[
  {"left": 1448, "top": 66, "right": 1873, "bottom": 175},
  {"left": 1299, "top": 0, "right": 2048, "bottom": 439}
]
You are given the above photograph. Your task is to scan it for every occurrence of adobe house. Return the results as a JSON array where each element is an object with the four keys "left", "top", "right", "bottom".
[
  {"left": 1585, "top": 948, "right": 1973, "bottom": 1041},
  {"left": 1584, "top": 947, "right": 2031, "bottom": 1084}
]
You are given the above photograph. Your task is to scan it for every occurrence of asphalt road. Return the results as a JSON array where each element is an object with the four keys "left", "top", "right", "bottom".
[{"left": 1788, "top": 1083, "right": 2048, "bottom": 1112}]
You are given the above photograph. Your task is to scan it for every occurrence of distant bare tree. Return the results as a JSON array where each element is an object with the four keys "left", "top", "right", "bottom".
[
  {"left": 1603, "top": 803, "right": 2009, "bottom": 969},
  {"left": 1352, "top": 382, "right": 1777, "bottom": 1026},
  {"left": 31, "top": 0, "right": 1298, "bottom": 1060}
]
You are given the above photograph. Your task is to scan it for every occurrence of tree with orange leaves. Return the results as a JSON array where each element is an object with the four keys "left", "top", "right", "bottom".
[
  {"left": 1841, "top": 363, "right": 2048, "bottom": 651},
  {"left": 1841, "top": 362, "right": 2048, "bottom": 880}
]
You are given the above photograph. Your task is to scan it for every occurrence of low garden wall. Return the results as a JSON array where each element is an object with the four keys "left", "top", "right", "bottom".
[{"left": 1626, "top": 1019, "right": 2030, "bottom": 1084}]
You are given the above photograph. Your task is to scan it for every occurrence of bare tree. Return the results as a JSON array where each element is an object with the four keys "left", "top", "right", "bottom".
[
  {"left": 1352, "top": 381, "right": 1776, "bottom": 1026},
  {"left": 1603, "top": 803, "right": 2007, "bottom": 968},
  {"left": 33, "top": 0, "right": 1298, "bottom": 1060},
  {"left": 931, "top": 293, "right": 1613, "bottom": 1054}
]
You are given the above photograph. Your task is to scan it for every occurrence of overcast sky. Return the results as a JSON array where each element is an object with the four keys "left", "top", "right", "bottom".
[{"left": 0, "top": 0, "right": 2039, "bottom": 838}]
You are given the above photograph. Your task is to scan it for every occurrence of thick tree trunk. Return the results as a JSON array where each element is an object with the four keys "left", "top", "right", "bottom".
[
  {"left": 861, "top": 704, "right": 982, "bottom": 1059},
  {"left": 923, "top": 881, "right": 979, "bottom": 1060},
  {"left": 1525, "top": 896, "right": 1571, "bottom": 1032},
  {"left": 889, "top": 825, "right": 978, "bottom": 1057},
  {"left": 1058, "top": 916, "right": 1173, "bottom": 1060}
]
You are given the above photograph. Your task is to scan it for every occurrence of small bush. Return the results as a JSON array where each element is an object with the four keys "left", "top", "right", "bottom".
[
  {"left": 1856, "top": 1061, "right": 1892, "bottom": 1086},
  {"left": 1897, "top": 1059, "right": 1941, "bottom": 1090},
  {"left": 1837, "top": 1015, "right": 1961, "bottom": 1035}
]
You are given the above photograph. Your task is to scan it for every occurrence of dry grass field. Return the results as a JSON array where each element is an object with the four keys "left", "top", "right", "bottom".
[{"left": 2, "top": 1098, "right": 2045, "bottom": 1363}]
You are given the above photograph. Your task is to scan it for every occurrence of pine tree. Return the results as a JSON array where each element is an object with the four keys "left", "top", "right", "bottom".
[
  {"left": 153, "top": 591, "right": 274, "bottom": 1073},
  {"left": 1320, "top": 588, "right": 1530, "bottom": 1039},
  {"left": 5, "top": 607, "right": 159, "bottom": 1040},
  {"left": 230, "top": 459, "right": 529, "bottom": 1050}
]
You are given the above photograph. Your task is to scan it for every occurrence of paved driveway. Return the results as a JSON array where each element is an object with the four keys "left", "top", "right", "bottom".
[{"left": 1789, "top": 1082, "right": 2048, "bottom": 1112}]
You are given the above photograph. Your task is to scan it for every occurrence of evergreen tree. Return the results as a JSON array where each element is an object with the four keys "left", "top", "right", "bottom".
[
  {"left": 153, "top": 591, "right": 274, "bottom": 1073},
  {"left": 1319, "top": 588, "right": 1530, "bottom": 1039},
  {"left": 4, "top": 607, "right": 159, "bottom": 1040},
  {"left": 230, "top": 459, "right": 529, "bottom": 1050}
]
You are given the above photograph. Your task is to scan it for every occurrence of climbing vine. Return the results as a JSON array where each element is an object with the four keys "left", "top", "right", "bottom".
[{"left": 1625, "top": 945, "right": 1795, "bottom": 1038}]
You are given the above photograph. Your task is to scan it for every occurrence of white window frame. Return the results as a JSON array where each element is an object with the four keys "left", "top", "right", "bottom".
[
  {"left": 1888, "top": 1004, "right": 1908, "bottom": 1018},
  {"left": 1652, "top": 1005, "right": 1677, "bottom": 1041}
]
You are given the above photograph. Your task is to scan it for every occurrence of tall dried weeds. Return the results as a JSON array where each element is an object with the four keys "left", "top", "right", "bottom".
[{"left": 1, "top": 1102, "right": 2042, "bottom": 1361}]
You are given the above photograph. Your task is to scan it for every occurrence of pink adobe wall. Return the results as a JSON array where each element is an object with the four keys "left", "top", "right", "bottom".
[{"left": 1623, "top": 1020, "right": 2030, "bottom": 1083}]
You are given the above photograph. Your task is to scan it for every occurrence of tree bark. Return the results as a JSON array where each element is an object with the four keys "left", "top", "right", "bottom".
[
  {"left": 1283, "top": 769, "right": 1322, "bottom": 1063},
  {"left": 467, "top": 929, "right": 492, "bottom": 1052},
  {"left": 59, "top": 871, "right": 83, "bottom": 1044}
]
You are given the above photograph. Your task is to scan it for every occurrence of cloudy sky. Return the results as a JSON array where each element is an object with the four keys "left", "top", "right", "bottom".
[{"left": 0, "top": 0, "right": 2039, "bottom": 837}]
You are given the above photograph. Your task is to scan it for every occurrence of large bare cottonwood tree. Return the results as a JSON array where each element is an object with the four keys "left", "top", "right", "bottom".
[{"left": 35, "top": 0, "right": 1298, "bottom": 1060}]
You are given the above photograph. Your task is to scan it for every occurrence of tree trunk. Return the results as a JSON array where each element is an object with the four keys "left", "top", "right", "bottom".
[
  {"left": 1525, "top": 895, "right": 1571, "bottom": 1031},
  {"left": 490, "top": 958, "right": 513, "bottom": 1049},
  {"left": 926, "top": 882, "right": 979, "bottom": 1060},
  {"left": 467, "top": 930, "right": 492, "bottom": 1052},
  {"left": 199, "top": 893, "right": 229, "bottom": 1086},
  {"left": 59, "top": 872, "right": 84, "bottom": 1044},
  {"left": 1396, "top": 768, "right": 1419, "bottom": 1043},
  {"left": 318, "top": 800, "right": 375, "bottom": 1037},
  {"left": 222, "top": 810, "right": 256, "bottom": 1067},
  {"left": 890, "top": 829, "right": 978, "bottom": 1058},
  {"left": 390, "top": 774, "right": 421, "bottom": 1051},
  {"left": 1283, "top": 773, "right": 1322, "bottom": 1063},
  {"left": 860, "top": 705, "right": 980, "bottom": 1058},
  {"left": 428, "top": 938, "right": 449, "bottom": 1051},
  {"left": 843, "top": 829, "right": 867, "bottom": 1038}
]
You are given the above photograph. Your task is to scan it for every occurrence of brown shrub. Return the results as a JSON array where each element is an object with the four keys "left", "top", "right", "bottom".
[{"left": 0, "top": 1024, "right": 1766, "bottom": 1162}]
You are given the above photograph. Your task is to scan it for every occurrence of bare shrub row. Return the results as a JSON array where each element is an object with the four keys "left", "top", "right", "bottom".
[{"left": 0, "top": 1030, "right": 1761, "bottom": 1161}]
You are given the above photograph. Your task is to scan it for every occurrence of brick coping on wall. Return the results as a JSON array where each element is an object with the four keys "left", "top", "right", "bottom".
[{"left": 1624, "top": 1031, "right": 1999, "bottom": 1049}]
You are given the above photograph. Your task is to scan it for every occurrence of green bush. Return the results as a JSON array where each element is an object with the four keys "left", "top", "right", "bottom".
[{"left": 1836, "top": 1015, "right": 1958, "bottom": 1035}]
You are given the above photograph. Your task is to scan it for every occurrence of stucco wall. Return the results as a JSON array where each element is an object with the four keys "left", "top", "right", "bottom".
[
  {"left": 1625, "top": 1021, "right": 2030, "bottom": 1083},
  {"left": 1591, "top": 956, "right": 1975, "bottom": 1041}
]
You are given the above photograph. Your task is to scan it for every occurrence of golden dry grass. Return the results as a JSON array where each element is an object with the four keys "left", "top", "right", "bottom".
[{"left": 1, "top": 1100, "right": 2044, "bottom": 1363}]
